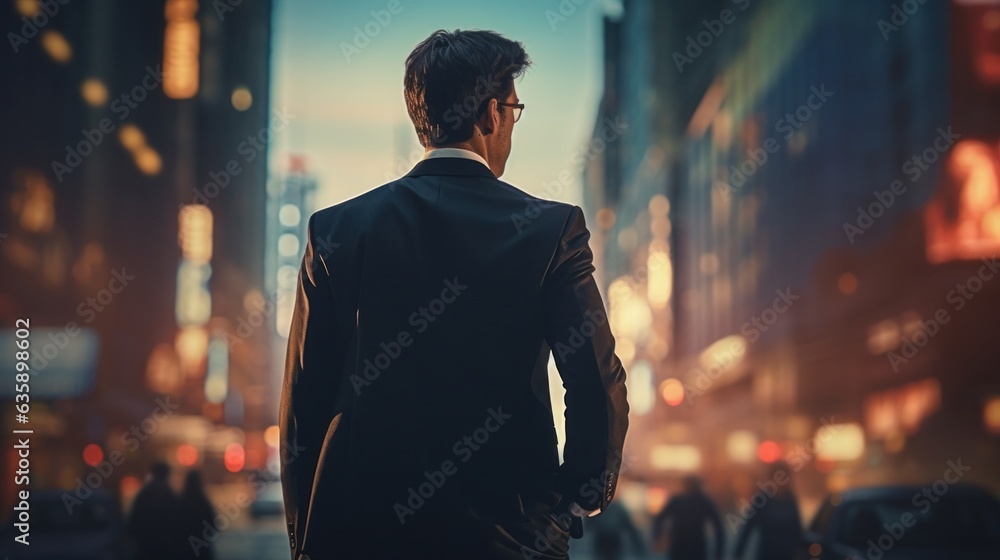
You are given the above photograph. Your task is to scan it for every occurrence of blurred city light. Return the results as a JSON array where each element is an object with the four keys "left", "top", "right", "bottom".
[
  {"left": 80, "top": 78, "right": 108, "bottom": 106},
  {"left": 162, "top": 0, "right": 200, "bottom": 99},
  {"left": 146, "top": 342, "right": 183, "bottom": 393},
  {"left": 726, "top": 430, "right": 759, "bottom": 464},
  {"left": 176, "top": 326, "right": 209, "bottom": 377},
  {"left": 756, "top": 440, "right": 782, "bottom": 463},
  {"left": 177, "top": 444, "right": 199, "bottom": 466},
  {"left": 698, "top": 335, "right": 746, "bottom": 372},
  {"left": 867, "top": 319, "right": 901, "bottom": 354},
  {"left": 651, "top": 444, "right": 702, "bottom": 471},
  {"left": 204, "top": 333, "right": 229, "bottom": 403},
  {"left": 40, "top": 30, "right": 71, "bottom": 62},
  {"left": 610, "top": 289, "right": 653, "bottom": 344},
  {"left": 277, "top": 233, "right": 300, "bottom": 257},
  {"left": 647, "top": 241, "right": 672, "bottom": 309},
  {"left": 985, "top": 397, "right": 1000, "bottom": 433},
  {"left": 120, "top": 476, "right": 142, "bottom": 502},
  {"left": 925, "top": 139, "right": 1000, "bottom": 262},
  {"left": 279, "top": 204, "right": 301, "bottom": 227},
  {"left": 231, "top": 86, "right": 253, "bottom": 111},
  {"left": 176, "top": 261, "right": 212, "bottom": 326},
  {"left": 15, "top": 0, "right": 37, "bottom": 17},
  {"left": 178, "top": 204, "right": 214, "bottom": 264},
  {"left": 626, "top": 360, "right": 655, "bottom": 415},
  {"left": 118, "top": 124, "right": 146, "bottom": 151},
  {"left": 263, "top": 425, "right": 280, "bottom": 448},
  {"left": 134, "top": 146, "right": 163, "bottom": 175},
  {"left": 864, "top": 378, "right": 941, "bottom": 439},
  {"left": 224, "top": 442, "right": 245, "bottom": 473},
  {"left": 815, "top": 423, "right": 866, "bottom": 462},
  {"left": 838, "top": 272, "right": 858, "bottom": 295},
  {"left": 659, "top": 378, "right": 685, "bottom": 407},
  {"left": 82, "top": 444, "right": 103, "bottom": 467},
  {"left": 12, "top": 172, "right": 54, "bottom": 233}
]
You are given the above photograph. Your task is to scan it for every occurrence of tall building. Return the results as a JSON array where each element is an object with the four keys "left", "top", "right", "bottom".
[
  {"left": 586, "top": 0, "right": 1000, "bottom": 514},
  {"left": 0, "top": 0, "right": 273, "bottom": 503}
]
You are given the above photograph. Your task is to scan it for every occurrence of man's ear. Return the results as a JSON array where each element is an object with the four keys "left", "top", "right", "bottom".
[{"left": 478, "top": 98, "right": 499, "bottom": 136}]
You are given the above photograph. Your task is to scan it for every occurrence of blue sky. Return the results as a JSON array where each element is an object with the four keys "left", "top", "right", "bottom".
[{"left": 269, "top": 0, "right": 621, "bottom": 209}]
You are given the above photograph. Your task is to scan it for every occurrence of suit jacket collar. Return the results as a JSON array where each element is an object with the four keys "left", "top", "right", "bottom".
[{"left": 404, "top": 157, "right": 497, "bottom": 179}]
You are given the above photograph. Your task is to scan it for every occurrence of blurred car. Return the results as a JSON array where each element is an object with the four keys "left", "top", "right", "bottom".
[
  {"left": 800, "top": 484, "right": 1000, "bottom": 560},
  {"left": 1, "top": 488, "right": 129, "bottom": 560},
  {"left": 250, "top": 480, "right": 285, "bottom": 518}
]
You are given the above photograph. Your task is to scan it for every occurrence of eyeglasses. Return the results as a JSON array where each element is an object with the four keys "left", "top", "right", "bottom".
[{"left": 496, "top": 101, "right": 524, "bottom": 123}]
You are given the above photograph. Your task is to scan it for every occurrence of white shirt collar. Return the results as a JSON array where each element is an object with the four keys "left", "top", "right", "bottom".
[{"left": 421, "top": 147, "right": 490, "bottom": 170}]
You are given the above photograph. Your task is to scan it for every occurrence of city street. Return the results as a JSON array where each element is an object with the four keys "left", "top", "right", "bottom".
[
  {"left": 215, "top": 517, "right": 289, "bottom": 560},
  {"left": 212, "top": 515, "right": 662, "bottom": 560},
  {"left": 207, "top": 479, "right": 663, "bottom": 560}
]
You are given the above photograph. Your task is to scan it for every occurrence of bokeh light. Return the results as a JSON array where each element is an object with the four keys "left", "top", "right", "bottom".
[{"left": 82, "top": 444, "right": 103, "bottom": 467}]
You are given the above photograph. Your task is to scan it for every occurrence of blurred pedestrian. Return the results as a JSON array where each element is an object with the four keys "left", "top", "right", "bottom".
[
  {"left": 652, "top": 475, "right": 724, "bottom": 560},
  {"left": 732, "top": 461, "right": 803, "bottom": 560},
  {"left": 126, "top": 461, "right": 183, "bottom": 560},
  {"left": 586, "top": 500, "right": 647, "bottom": 560},
  {"left": 179, "top": 469, "right": 218, "bottom": 560}
]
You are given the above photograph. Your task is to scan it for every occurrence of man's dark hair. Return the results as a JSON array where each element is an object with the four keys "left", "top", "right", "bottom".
[{"left": 404, "top": 29, "right": 530, "bottom": 147}]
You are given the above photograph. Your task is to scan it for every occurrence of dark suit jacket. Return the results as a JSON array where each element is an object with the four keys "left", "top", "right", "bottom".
[{"left": 279, "top": 156, "right": 629, "bottom": 559}]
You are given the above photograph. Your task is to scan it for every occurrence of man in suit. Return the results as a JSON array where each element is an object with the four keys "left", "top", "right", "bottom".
[{"left": 280, "top": 29, "right": 629, "bottom": 559}]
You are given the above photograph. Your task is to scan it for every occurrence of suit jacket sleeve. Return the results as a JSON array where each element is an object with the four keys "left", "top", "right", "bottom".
[
  {"left": 279, "top": 213, "right": 340, "bottom": 558},
  {"left": 541, "top": 205, "right": 629, "bottom": 512}
]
